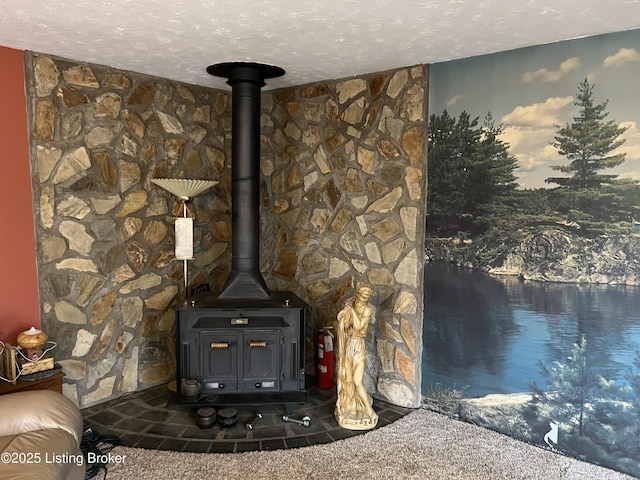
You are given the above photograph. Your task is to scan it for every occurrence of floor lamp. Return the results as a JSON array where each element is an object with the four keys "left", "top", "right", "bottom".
[{"left": 151, "top": 178, "right": 218, "bottom": 299}]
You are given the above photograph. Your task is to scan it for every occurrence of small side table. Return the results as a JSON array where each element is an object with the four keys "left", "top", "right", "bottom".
[{"left": 0, "top": 370, "right": 65, "bottom": 395}]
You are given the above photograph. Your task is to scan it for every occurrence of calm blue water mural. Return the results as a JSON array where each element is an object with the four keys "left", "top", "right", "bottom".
[{"left": 422, "top": 262, "right": 640, "bottom": 398}]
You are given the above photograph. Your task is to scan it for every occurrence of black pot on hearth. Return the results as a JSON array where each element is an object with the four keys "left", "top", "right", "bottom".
[
  {"left": 217, "top": 408, "right": 238, "bottom": 428},
  {"left": 181, "top": 378, "right": 201, "bottom": 401},
  {"left": 195, "top": 407, "right": 217, "bottom": 428}
]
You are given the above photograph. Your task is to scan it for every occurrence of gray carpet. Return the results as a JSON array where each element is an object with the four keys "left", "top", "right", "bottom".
[{"left": 105, "top": 408, "right": 634, "bottom": 479}]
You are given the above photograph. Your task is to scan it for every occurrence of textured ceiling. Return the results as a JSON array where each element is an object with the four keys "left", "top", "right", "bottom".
[{"left": 1, "top": 0, "right": 640, "bottom": 90}]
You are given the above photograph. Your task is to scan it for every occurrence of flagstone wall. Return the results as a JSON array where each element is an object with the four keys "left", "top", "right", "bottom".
[
  {"left": 260, "top": 68, "right": 429, "bottom": 407},
  {"left": 25, "top": 51, "right": 427, "bottom": 408}
]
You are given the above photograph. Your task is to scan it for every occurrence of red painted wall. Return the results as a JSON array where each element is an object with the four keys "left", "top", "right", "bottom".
[{"left": 0, "top": 46, "right": 40, "bottom": 343}]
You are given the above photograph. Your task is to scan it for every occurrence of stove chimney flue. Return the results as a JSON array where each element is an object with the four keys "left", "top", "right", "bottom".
[{"left": 207, "top": 62, "right": 285, "bottom": 299}]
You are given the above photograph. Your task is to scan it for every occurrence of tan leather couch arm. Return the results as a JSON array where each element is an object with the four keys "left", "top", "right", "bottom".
[{"left": 0, "top": 390, "right": 83, "bottom": 447}]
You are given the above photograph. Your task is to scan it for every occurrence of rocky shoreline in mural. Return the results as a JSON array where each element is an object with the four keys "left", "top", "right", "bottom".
[
  {"left": 422, "top": 390, "right": 534, "bottom": 445},
  {"left": 423, "top": 391, "right": 639, "bottom": 478},
  {"left": 426, "top": 228, "right": 640, "bottom": 285}
]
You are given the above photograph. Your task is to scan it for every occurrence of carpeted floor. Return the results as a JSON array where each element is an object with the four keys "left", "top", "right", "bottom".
[{"left": 103, "top": 408, "right": 635, "bottom": 480}]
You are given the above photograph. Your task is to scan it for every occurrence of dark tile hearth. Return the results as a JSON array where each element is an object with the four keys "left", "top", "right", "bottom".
[{"left": 81, "top": 382, "right": 412, "bottom": 454}]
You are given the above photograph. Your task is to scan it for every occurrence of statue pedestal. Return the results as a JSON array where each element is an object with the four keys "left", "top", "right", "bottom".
[{"left": 336, "top": 410, "right": 378, "bottom": 430}]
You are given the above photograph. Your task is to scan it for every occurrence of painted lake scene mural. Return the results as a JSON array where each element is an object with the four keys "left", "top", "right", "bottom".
[{"left": 424, "top": 29, "right": 640, "bottom": 477}]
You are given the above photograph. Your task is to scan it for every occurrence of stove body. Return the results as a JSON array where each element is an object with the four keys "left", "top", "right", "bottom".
[{"left": 176, "top": 292, "right": 307, "bottom": 405}]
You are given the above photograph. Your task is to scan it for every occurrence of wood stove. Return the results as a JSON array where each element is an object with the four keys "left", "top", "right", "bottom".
[
  {"left": 176, "top": 292, "right": 307, "bottom": 405},
  {"left": 175, "top": 62, "right": 308, "bottom": 406}
]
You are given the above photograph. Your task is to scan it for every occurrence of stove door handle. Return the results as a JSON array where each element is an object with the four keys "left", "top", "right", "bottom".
[
  {"left": 210, "top": 342, "right": 230, "bottom": 349},
  {"left": 248, "top": 341, "right": 267, "bottom": 348}
]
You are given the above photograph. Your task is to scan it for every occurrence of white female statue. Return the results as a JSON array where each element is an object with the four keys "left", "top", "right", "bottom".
[{"left": 334, "top": 283, "right": 378, "bottom": 430}]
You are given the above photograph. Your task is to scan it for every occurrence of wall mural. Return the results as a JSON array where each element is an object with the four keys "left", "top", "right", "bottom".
[{"left": 424, "top": 29, "right": 640, "bottom": 477}]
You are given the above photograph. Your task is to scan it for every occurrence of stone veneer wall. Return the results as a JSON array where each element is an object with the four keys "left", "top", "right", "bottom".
[
  {"left": 260, "top": 68, "right": 428, "bottom": 407},
  {"left": 25, "top": 51, "right": 428, "bottom": 408},
  {"left": 25, "top": 52, "right": 235, "bottom": 406}
]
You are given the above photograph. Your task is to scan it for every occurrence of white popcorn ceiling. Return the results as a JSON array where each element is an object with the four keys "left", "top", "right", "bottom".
[{"left": 0, "top": 0, "right": 639, "bottom": 90}]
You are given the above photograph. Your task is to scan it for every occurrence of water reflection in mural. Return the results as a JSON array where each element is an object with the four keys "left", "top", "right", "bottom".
[
  {"left": 422, "top": 262, "right": 640, "bottom": 476},
  {"left": 423, "top": 262, "right": 640, "bottom": 397}
]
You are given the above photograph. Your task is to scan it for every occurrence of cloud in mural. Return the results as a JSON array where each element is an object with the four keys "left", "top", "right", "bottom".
[
  {"left": 499, "top": 96, "right": 575, "bottom": 188},
  {"left": 502, "top": 125, "right": 560, "bottom": 185},
  {"left": 446, "top": 94, "right": 462, "bottom": 107},
  {"left": 503, "top": 129, "right": 557, "bottom": 167},
  {"left": 618, "top": 170, "right": 640, "bottom": 182},
  {"left": 522, "top": 57, "right": 580, "bottom": 83},
  {"left": 501, "top": 96, "right": 574, "bottom": 128},
  {"left": 603, "top": 47, "right": 640, "bottom": 68}
]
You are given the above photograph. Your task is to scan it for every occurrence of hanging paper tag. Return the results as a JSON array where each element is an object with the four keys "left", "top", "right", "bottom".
[
  {"left": 324, "top": 335, "right": 333, "bottom": 352},
  {"left": 175, "top": 217, "right": 193, "bottom": 260}
]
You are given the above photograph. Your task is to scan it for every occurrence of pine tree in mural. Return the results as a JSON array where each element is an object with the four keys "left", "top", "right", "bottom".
[
  {"left": 466, "top": 113, "right": 519, "bottom": 229},
  {"left": 546, "top": 79, "right": 627, "bottom": 189},
  {"left": 427, "top": 110, "right": 518, "bottom": 236},
  {"left": 527, "top": 336, "right": 597, "bottom": 437},
  {"left": 523, "top": 335, "right": 632, "bottom": 473},
  {"left": 545, "top": 79, "right": 640, "bottom": 232},
  {"left": 426, "top": 110, "right": 472, "bottom": 235}
]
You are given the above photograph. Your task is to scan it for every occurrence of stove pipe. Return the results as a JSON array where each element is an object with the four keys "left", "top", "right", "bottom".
[{"left": 206, "top": 62, "right": 285, "bottom": 299}]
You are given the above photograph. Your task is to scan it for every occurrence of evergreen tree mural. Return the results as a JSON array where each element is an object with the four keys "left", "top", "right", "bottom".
[
  {"left": 524, "top": 336, "right": 635, "bottom": 474},
  {"left": 547, "top": 79, "right": 627, "bottom": 189},
  {"left": 545, "top": 79, "right": 640, "bottom": 232},
  {"left": 427, "top": 110, "right": 518, "bottom": 236}
]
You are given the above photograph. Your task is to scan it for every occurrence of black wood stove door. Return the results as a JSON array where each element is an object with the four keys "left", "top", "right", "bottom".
[
  {"left": 200, "top": 329, "right": 280, "bottom": 392},
  {"left": 201, "top": 331, "right": 239, "bottom": 391},
  {"left": 242, "top": 329, "right": 280, "bottom": 390}
]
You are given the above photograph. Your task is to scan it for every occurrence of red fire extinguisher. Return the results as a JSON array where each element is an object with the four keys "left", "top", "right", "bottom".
[{"left": 317, "top": 326, "right": 335, "bottom": 389}]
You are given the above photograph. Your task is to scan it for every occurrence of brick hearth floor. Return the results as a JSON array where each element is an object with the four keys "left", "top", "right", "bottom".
[{"left": 80, "top": 381, "right": 412, "bottom": 453}]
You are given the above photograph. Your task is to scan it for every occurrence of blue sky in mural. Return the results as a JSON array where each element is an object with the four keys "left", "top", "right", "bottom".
[{"left": 429, "top": 28, "right": 640, "bottom": 189}]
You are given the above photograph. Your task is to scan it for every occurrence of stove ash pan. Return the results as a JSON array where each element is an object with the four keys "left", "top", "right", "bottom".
[{"left": 175, "top": 292, "right": 308, "bottom": 405}]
